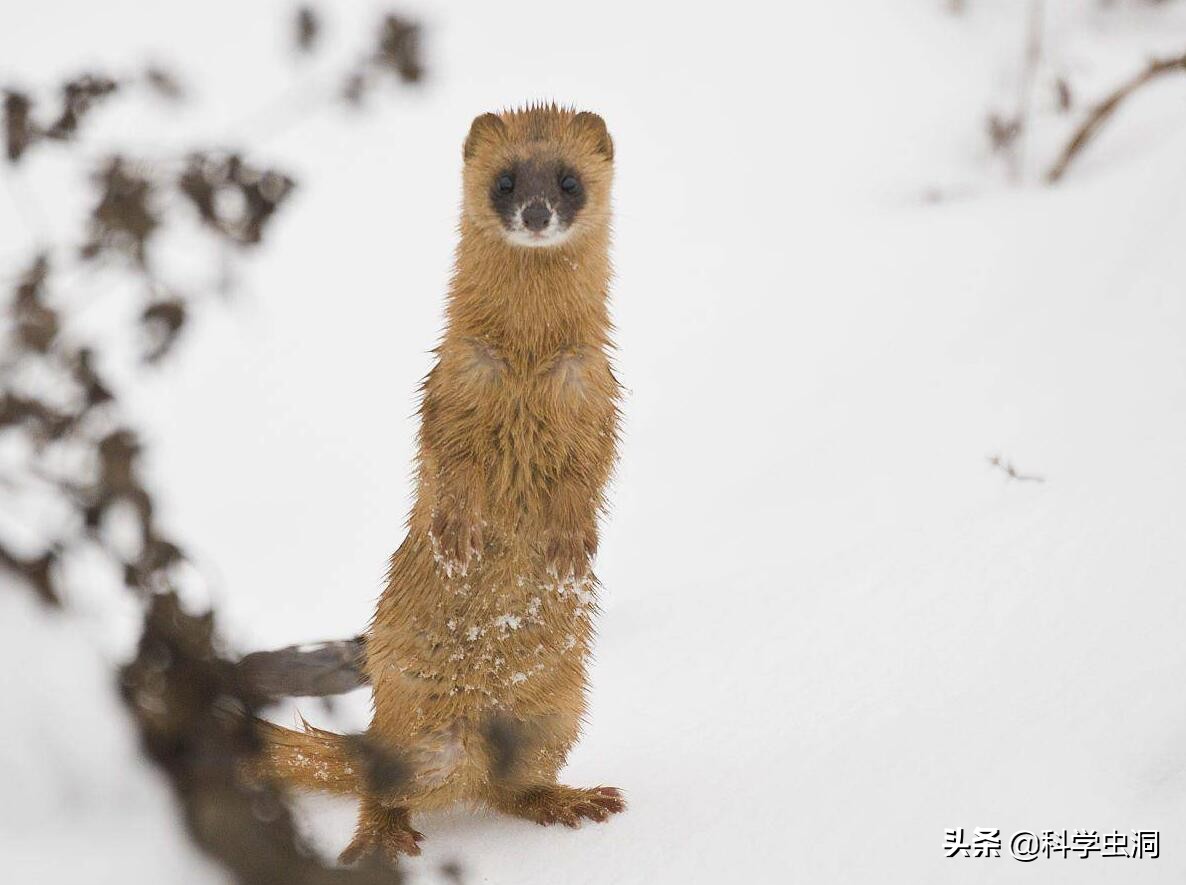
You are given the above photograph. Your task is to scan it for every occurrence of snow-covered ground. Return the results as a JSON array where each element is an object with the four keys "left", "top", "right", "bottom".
[{"left": 4, "top": 0, "right": 1186, "bottom": 882}]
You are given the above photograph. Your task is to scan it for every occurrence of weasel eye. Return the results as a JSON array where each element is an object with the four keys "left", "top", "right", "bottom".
[
  {"left": 560, "top": 175, "right": 580, "bottom": 194},
  {"left": 496, "top": 173, "right": 514, "bottom": 194}
]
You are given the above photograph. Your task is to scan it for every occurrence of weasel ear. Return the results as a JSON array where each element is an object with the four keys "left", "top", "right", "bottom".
[
  {"left": 573, "top": 111, "right": 614, "bottom": 162},
  {"left": 464, "top": 113, "right": 506, "bottom": 161}
]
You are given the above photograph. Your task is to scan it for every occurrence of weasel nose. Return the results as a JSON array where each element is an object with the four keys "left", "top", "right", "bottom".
[{"left": 521, "top": 202, "right": 552, "bottom": 232}]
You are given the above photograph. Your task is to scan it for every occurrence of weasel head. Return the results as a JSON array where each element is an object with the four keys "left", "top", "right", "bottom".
[{"left": 461, "top": 104, "right": 613, "bottom": 250}]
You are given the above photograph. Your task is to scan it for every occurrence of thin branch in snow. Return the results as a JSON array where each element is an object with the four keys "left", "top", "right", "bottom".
[
  {"left": 987, "top": 454, "right": 1045, "bottom": 483},
  {"left": 1047, "top": 51, "right": 1186, "bottom": 183}
]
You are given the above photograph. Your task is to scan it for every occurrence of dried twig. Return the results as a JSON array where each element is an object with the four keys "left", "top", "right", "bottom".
[
  {"left": 1048, "top": 51, "right": 1186, "bottom": 183},
  {"left": 987, "top": 454, "right": 1045, "bottom": 483}
]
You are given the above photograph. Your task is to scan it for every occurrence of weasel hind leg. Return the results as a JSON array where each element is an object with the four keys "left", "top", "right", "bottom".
[
  {"left": 493, "top": 784, "right": 625, "bottom": 827},
  {"left": 339, "top": 796, "right": 424, "bottom": 865}
]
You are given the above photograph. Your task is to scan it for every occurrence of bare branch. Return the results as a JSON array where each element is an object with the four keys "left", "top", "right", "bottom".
[
  {"left": 123, "top": 594, "right": 399, "bottom": 884},
  {"left": 987, "top": 454, "right": 1045, "bottom": 483},
  {"left": 1048, "top": 51, "right": 1186, "bottom": 183}
]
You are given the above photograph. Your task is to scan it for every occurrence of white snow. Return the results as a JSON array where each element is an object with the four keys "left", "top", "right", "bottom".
[
  {"left": 491, "top": 614, "right": 522, "bottom": 632},
  {"left": 3, "top": 0, "right": 1186, "bottom": 882}
]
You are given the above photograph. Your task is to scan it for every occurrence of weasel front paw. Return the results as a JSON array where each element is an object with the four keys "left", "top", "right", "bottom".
[
  {"left": 544, "top": 530, "right": 596, "bottom": 581},
  {"left": 429, "top": 508, "right": 483, "bottom": 577}
]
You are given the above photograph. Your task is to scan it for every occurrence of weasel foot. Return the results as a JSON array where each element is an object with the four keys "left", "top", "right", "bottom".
[
  {"left": 339, "top": 803, "right": 424, "bottom": 865},
  {"left": 501, "top": 784, "right": 625, "bottom": 828}
]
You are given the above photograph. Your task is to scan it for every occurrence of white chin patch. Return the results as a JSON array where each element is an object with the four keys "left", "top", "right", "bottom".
[
  {"left": 505, "top": 227, "right": 573, "bottom": 248},
  {"left": 504, "top": 202, "right": 573, "bottom": 248}
]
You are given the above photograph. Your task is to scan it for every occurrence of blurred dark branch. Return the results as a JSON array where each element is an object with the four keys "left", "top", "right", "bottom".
[
  {"left": 3, "top": 91, "right": 33, "bottom": 162},
  {"left": 4, "top": 75, "right": 122, "bottom": 164},
  {"left": 0, "top": 545, "right": 60, "bottom": 606},
  {"left": 296, "top": 7, "right": 321, "bottom": 54},
  {"left": 343, "top": 14, "right": 423, "bottom": 105},
  {"left": 227, "top": 11, "right": 424, "bottom": 141},
  {"left": 0, "top": 8, "right": 427, "bottom": 880},
  {"left": 1048, "top": 51, "right": 1186, "bottom": 183},
  {"left": 144, "top": 65, "right": 185, "bottom": 101},
  {"left": 123, "top": 594, "right": 398, "bottom": 884}
]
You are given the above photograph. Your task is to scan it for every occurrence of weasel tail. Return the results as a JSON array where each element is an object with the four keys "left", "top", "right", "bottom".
[
  {"left": 254, "top": 719, "right": 360, "bottom": 796},
  {"left": 254, "top": 104, "right": 626, "bottom": 864}
]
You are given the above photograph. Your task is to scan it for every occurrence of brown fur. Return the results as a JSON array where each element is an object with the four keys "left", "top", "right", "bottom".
[{"left": 255, "top": 104, "right": 624, "bottom": 863}]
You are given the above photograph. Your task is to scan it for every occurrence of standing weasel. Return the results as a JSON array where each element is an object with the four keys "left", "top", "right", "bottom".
[{"left": 257, "top": 104, "right": 623, "bottom": 863}]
